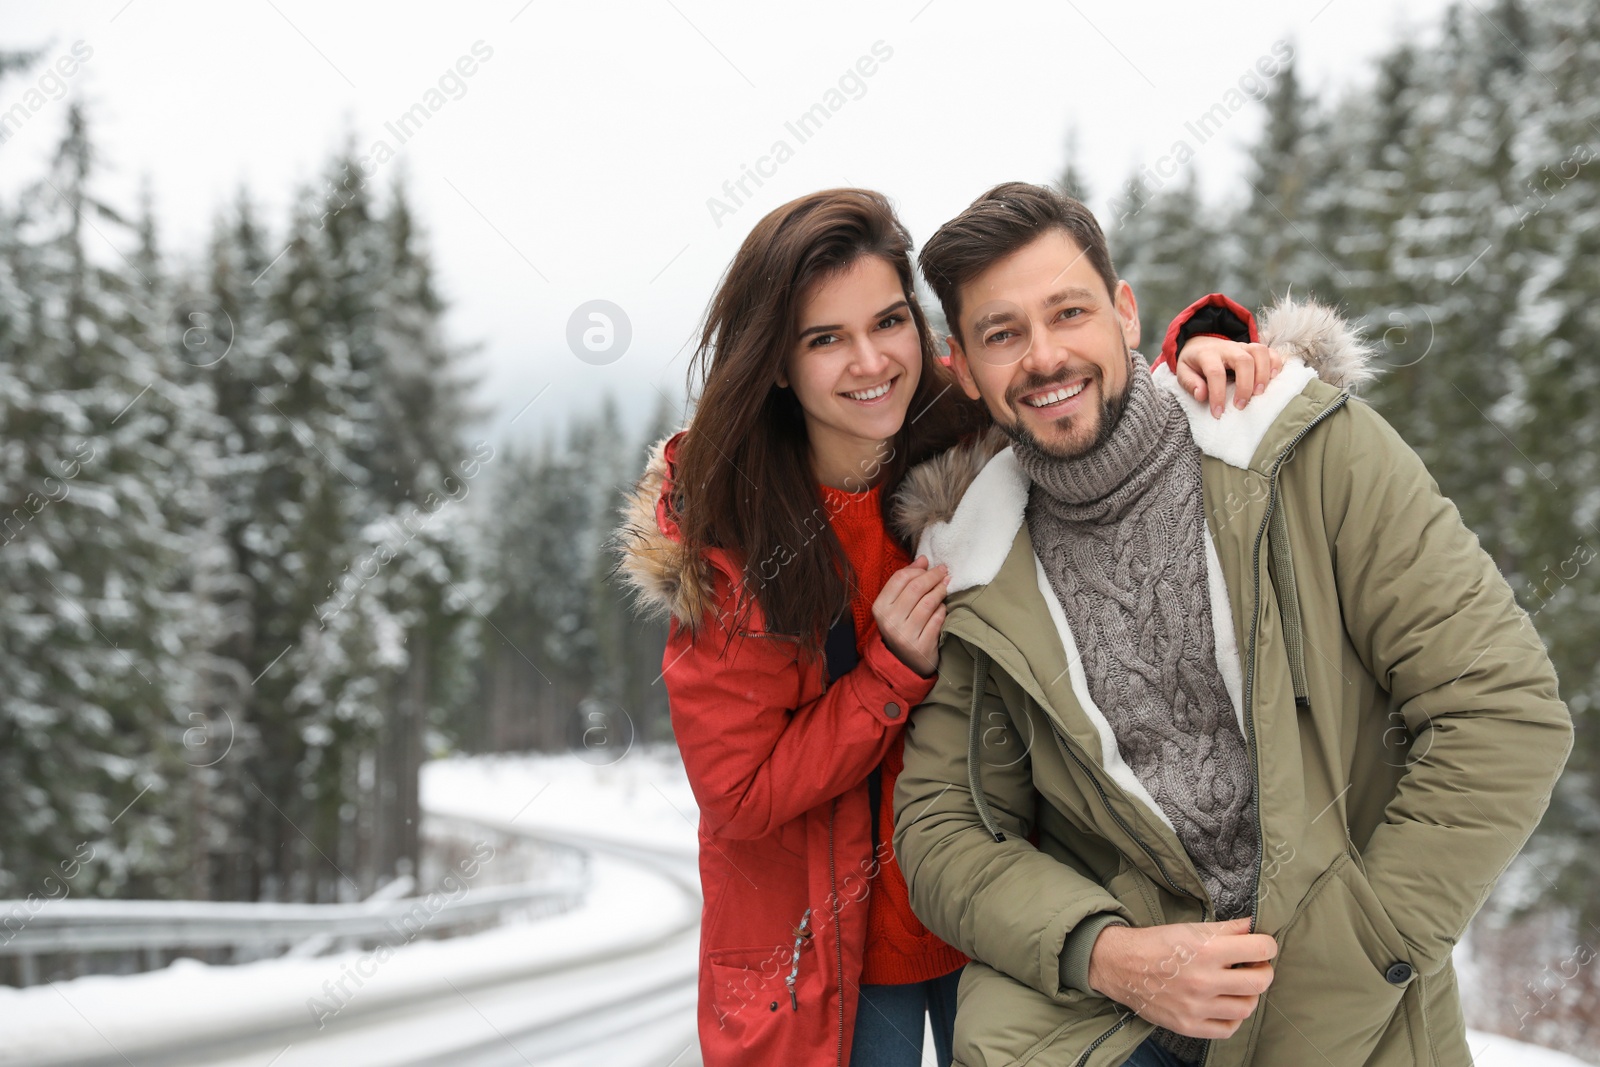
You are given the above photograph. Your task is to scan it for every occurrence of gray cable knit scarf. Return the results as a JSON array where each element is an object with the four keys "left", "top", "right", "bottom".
[{"left": 1014, "top": 353, "right": 1260, "bottom": 923}]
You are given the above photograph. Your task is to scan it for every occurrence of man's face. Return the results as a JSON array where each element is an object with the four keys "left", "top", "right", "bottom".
[{"left": 947, "top": 229, "right": 1142, "bottom": 460}]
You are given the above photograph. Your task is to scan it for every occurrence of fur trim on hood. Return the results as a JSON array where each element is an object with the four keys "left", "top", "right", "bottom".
[
  {"left": 1257, "top": 293, "right": 1378, "bottom": 395},
  {"left": 612, "top": 434, "right": 715, "bottom": 629}
]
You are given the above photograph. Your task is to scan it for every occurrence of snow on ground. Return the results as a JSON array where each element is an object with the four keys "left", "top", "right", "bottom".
[
  {"left": 1467, "top": 1029, "right": 1592, "bottom": 1066},
  {"left": 419, "top": 744, "right": 700, "bottom": 856},
  {"left": 0, "top": 750, "right": 1588, "bottom": 1067}
]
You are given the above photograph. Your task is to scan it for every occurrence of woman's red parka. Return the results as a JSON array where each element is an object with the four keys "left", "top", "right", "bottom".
[{"left": 616, "top": 431, "right": 937, "bottom": 1067}]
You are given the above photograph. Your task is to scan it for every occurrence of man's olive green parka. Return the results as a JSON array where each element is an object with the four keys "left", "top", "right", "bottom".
[{"left": 891, "top": 300, "right": 1572, "bottom": 1067}]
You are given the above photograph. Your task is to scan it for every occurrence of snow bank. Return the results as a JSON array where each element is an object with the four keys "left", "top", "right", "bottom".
[{"left": 419, "top": 744, "right": 700, "bottom": 856}]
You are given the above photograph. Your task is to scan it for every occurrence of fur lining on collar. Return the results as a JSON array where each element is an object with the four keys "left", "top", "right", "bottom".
[
  {"left": 612, "top": 435, "right": 715, "bottom": 628},
  {"left": 1150, "top": 357, "right": 1318, "bottom": 470},
  {"left": 890, "top": 426, "right": 1011, "bottom": 545},
  {"left": 914, "top": 446, "right": 1030, "bottom": 597}
]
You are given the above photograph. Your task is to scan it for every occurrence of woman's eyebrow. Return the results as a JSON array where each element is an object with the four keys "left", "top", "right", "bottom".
[{"left": 798, "top": 299, "right": 909, "bottom": 339}]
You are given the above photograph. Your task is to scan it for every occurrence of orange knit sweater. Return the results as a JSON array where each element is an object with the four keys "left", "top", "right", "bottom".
[{"left": 819, "top": 481, "right": 969, "bottom": 986}]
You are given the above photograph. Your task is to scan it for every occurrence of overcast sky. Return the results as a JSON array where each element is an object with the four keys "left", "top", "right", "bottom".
[{"left": 0, "top": 0, "right": 1457, "bottom": 447}]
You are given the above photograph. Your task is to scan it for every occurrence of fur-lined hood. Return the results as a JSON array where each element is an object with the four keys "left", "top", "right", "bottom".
[
  {"left": 613, "top": 433, "right": 717, "bottom": 628},
  {"left": 615, "top": 295, "right": 1375, "bottom": 627}
]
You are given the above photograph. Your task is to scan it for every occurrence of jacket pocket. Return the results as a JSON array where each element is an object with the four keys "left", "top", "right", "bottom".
[
  {"left": 1339, "top": 848, "right": 1414, "bottom": 978},
  {"left": 951, "top": 959, "right": 1151, "bottom": 1067},
  {"left": 1248, "top": 850, "right": 1419, "bottom": 1064},
  {"left": 704, "top": 940, "right": 819, "bottom": 1057},
  {"left": 776, "top": 817, "right": 807, "bottom": 861}
]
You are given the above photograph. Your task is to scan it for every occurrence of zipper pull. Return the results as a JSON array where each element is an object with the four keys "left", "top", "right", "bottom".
[{"left": 789, "top": 987, "right": 798, "bottom": 1011}]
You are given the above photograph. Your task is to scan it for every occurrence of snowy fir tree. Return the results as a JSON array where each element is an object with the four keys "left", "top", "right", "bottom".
[
  {"left": 199, "top": 153, "right": 484, "bottom": 904},
  {"left": 0, "top": 103, "right": 214, "bottom": 901},
  {"left": 1110, "top": 169, "right": 1221, "bottom": 351},
  {"left": 460, "top": 394, "right": 676, "bottom": 757}
]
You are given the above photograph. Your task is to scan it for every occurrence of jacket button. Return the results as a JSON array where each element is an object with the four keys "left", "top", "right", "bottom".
[
  {"left": 884, "top": 702, "right": 901, "bottom": 719},
  {"left": 1384, "top": 962, "right": 1414, "bottom": 985},
  {"left": 769, "top": 1001, "right": 779, "bottom": 1011}
]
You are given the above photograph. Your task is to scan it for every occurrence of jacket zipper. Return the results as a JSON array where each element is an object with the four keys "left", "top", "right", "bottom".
[
  {"left": 960, "top": 669, "right": 1203, "bottom": 1066},
  {"left": 1074, "top": 1013, "right": 1130, "bottom": 1067},
  {"left": 1221, "top": 394, "right": 1348, "bottom": 1067},
  {"left": 1047, "top": 715, "right": 1198, "bottom": 1067},
  {"left": 1240, "top": 393, "right": 1348, "bottom": 933},
  {"left": 828, "top": 796, "right": 845, "bottom": 1067},
  {"left": 1047, "top": 720, "right": 1194, "bottom": 905}
]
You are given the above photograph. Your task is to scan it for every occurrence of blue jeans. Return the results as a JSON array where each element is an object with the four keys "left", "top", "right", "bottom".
[
  {"left": 1119, "top": 1035, "right": 1197, "bottom": 1067},
  {"left": 849, "top": 967, "right": 963, "bottom": 1066}
]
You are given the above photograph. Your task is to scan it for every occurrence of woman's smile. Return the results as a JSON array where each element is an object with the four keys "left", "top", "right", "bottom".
[{"left": 841, "top": 375, "right": 899, "bottom": 405}]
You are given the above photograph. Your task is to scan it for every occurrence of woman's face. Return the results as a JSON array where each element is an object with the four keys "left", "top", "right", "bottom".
[{"left": 781, "top": 255, "right": 923, "bottom": 485}]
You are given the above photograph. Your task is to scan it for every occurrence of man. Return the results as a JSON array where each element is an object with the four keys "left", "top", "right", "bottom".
[{"left": 890, "top": 182, "right": 1571, "bottom": 1067}]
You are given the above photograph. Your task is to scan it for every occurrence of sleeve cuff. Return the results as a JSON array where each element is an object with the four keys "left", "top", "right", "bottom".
[
  {"left": 857, "top": 629, "right": 938, "bottom": 722},
  {"left": 1058, "top": 912, "right": 1129, "bottom": 994},
  {"left": 1156, "top": 293, "right": 1258, "bottom": 373}
]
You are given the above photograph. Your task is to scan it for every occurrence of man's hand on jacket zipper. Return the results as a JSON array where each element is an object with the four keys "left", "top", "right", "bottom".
[{"left": 1086, "top": 918, "right": 1279, "bottom": 1040}]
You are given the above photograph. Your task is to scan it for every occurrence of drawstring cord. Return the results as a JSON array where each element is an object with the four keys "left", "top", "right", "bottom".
[
  {"left": 785, "top": 907, "right": 812, "bottom": 1010},
  {"left": 968, "top": 651, "right": 1007, "bottom": 842}
]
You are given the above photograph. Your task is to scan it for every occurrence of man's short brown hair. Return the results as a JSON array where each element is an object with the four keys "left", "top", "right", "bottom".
[{"left": 919, "top": 182, "right": 1120, "bottom": 346}]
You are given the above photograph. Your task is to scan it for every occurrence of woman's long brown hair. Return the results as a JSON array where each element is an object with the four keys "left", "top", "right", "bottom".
[{"left": 674, "top": 189, "right": 987, "bottom": 649}]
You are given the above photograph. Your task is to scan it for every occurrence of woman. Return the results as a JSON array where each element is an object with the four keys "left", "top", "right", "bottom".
[{"left": 616, "top": 188, "right": 1279, "bottom": 1067}]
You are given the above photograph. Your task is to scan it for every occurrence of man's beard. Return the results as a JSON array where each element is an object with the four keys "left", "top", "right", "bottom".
[{"left": 1000, "top": 347, "right": 1133, "bottom": 461}]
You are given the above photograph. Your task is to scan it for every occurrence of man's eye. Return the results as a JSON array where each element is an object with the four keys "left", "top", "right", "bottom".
[
  {"left": 1056, "top": 307, "right": 1084, "bottom": 321},
  {"left": 984, "top": 330, "right": 1014, "bottom": 346}
]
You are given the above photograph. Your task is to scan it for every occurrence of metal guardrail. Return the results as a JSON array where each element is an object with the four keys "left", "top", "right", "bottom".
[{"left": 0, "top": 878, "right": 586, "bottom": 957}]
